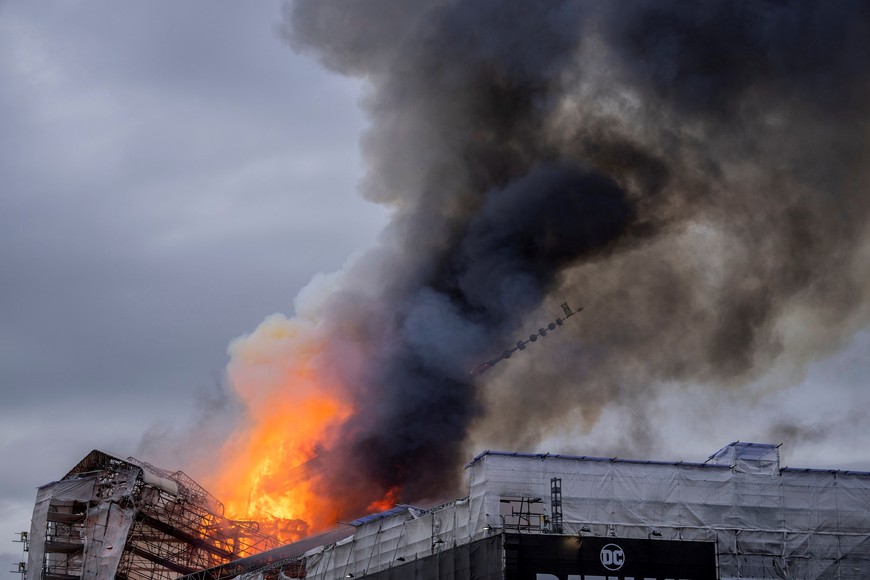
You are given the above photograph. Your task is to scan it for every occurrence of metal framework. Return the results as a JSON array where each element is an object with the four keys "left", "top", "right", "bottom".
[
  {"left": 498, "top": 496, "right": 547, "bottom": 533},
  {"left": 27, "top": 450, "right": 280, "bottom": 580},
  {"left": 549, "top": 477, "right": 563, "bottom": 534}
]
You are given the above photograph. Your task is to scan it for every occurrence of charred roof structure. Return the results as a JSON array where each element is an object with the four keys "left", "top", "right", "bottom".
[
  {"left": 25, "top": 451, "right": 280, "bottom": 580},
  {"left": 180, "top": 442, "right": 870, "bottom": 580}
]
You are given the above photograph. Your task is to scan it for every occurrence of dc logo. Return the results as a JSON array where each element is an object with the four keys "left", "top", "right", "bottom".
[{"left": 600, "top": 543, "right": 625, "bottom": 571}]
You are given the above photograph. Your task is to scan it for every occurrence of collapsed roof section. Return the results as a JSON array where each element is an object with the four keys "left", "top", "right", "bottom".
[{"left": 26, "top": 450, "right": 280, "bottom": 580}]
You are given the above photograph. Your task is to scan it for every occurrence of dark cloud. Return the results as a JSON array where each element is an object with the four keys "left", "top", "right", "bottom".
[{"left": 274, "top": 0, "right": 870, "bottom": 515}]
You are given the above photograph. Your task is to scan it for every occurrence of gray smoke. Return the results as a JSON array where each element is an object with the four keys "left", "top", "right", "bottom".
[{"left": 278, "top": 0, "right": 870, "bottom": 516}]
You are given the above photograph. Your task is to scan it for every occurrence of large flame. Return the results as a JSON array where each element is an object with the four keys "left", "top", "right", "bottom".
[{"left": 206, "top": 313, "right": 376, "bottom": 544}]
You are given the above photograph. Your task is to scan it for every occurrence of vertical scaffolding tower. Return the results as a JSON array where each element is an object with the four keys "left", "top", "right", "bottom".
[
  {"left": 26, "top": 451, "right": 279, "bottom": 580},
  {"left": 549, "top": 477, "right": 563, "bottom": 534}
]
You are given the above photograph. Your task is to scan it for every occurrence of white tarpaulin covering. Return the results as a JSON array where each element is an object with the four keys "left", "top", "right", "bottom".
[
  {"left": 27, "top": 478, "right": 96, "bottom": 580},
  {"left": 27, "top": 472, "right": 137, "bottom": 580},
  {"left": 266, "top": 443, "right": 869, "bottom": 580},
  {"left": 466, "top": 444, "right": 870, "bottom": 579},
  {"left": 79, "top": 501, "right": 135, "bottom": 579},
  {"left": 291, "top": 501, "right": 485, "bottom": 580}
]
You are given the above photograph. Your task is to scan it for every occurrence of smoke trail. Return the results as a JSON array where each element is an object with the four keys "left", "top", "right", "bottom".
[{"left": 221, "top": 0, "right": 870, "bottom": 524}]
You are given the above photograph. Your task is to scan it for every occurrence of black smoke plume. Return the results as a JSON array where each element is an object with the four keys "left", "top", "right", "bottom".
[{"left": 270, "top": 0, "right": 870, "bottom": 517}]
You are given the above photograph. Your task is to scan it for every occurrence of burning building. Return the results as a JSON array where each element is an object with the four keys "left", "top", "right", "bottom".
[
  {"left": 24, "top": 443, "right": 870, "bottom": 579},
  {"left": 24, "top": 451, "right": 280, "bottom": 580},
  {"left": 209, "top": 1, "right": 870, "bottom": 540},
  {"left": 24, "top": 1, "right": 870, "bottom": 578}
]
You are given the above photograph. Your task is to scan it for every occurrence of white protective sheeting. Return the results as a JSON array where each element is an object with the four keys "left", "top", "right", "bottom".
[
  {"left": 27, "top": 477, "right": 96, "bottom": 580},
  {"left": 140, "top": 469, "right": 180, "bottom": 497},
  {"left": 191, "top": 443, "right": 870, "bottom": 580},
  {"left": 300, "top": 500, "right": 485, "bottom": 580},
  {"left": 466, "top": 448, "right": 870, "bottom": 579},
  {"left": 26, "top": 472, "right": 141, "bottom": 580},
  {"left": 79, "top": 501, "right": 135, "bottom": 580}
]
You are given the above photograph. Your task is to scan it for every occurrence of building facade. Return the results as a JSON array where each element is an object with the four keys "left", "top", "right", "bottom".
[
  {"left": 26, "top": 443, "right": 870, "bottom": 580},
  {"left": 182, "top": 442, "right": 870, "bottom": 580}
]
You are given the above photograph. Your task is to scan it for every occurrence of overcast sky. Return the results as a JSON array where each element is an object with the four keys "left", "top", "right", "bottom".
[
  {"left": 0, "top": 0, "right": 389, "bottom": 565},
  {"left": 2, "top": 0, "right": 870, "bottom": 570}
]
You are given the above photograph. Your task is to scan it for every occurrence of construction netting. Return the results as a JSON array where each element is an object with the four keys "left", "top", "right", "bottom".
[
  {"left": 466, "top": 445, "right": 870, "bottom": 579},
  {"left": 181, "top": 442, "right": 870, "bottom": 580},
  {"left": 27, "top": 473, "right": 137, "bottom": 580},
  {"left": 226, "top": 444, "right": 868, "bottom": 580},
  {"left": 26, "top": 450, "right": 281, "bottom": 580}
]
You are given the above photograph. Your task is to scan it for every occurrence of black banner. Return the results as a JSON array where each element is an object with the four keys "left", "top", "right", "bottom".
[
  {"left": 505, "top": 534, "right": 717, "bottom": 580},
  {"left": 355, "top": 535, "right": 503, "bottom": 580}
]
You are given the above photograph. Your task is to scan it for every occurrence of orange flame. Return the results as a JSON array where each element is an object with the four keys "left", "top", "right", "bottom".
[
  {"left": 366, "top": 486, "right": 401, "bottom": 513},
  {"left": 206, "top": 314, "right": 398, "bottom": 545}
]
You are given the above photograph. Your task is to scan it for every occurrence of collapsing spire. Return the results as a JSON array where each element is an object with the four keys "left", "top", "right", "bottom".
[{"left": 470, "top": 302, "right": 582, "bottom": 377}]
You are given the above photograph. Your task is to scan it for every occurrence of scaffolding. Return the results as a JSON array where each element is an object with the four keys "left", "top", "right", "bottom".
[
  {"left": 549, "top": 478, "right": 563, "bottom": 534},
  {"left": 26, "top": 451, "right": 280, "bottom": 580}
]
